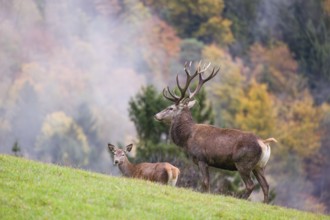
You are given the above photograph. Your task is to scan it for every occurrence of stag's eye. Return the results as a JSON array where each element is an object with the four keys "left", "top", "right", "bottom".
[{"left": 168, "top": 107, "right": 173, "bottom": 111}]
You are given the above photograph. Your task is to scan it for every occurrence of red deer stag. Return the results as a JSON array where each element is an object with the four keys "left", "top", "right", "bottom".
[
  {"left": 108, "top": 143, "right": 180, "bottom": 186},
  {"left": 154, "top": 62, "right": 277, "bottom": 203}
]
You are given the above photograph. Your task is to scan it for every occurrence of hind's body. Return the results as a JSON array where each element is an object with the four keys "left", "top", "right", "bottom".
[
  {"left": 129, "top": 162, "right": 180, "bottom": 186},
  {"left": 108, "top": 143, "right": 180, "bottom": 186}
]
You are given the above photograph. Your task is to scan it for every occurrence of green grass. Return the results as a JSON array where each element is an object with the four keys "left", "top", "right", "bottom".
[{"left": 0, "top": 155, "right": 328, "bottom": 220}]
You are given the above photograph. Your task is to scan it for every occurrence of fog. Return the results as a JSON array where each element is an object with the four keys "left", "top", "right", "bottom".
[{"left": 0, "top": 0, "right": 155, "bottom": 171}]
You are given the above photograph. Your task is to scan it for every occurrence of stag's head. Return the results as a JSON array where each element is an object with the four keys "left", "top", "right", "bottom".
[
  {"left": 154, "top": 61, "right": 219, "bottom": 123},
  {"left": 108, "top": 143, "right": 133, "bottom": 165}
]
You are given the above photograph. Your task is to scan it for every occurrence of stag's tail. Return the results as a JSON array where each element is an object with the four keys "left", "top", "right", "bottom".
[
  {"left": 262, "top": 137, "right": 278, "bottom": 145},
  {"left": 257, "top": 137, "right": 277, "bottom": 168}
]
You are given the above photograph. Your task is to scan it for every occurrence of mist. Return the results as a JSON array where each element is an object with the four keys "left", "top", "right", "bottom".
[{"left": 0, "top": 0, "right": 157, "bottom": 172}]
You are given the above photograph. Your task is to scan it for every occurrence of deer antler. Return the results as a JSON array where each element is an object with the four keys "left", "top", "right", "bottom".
[
  {"left": 188, "top": 64, "right": 220, "bottom": 100},
  {"left": 163, "top": 61, "right": 220, "bottom": 104}
]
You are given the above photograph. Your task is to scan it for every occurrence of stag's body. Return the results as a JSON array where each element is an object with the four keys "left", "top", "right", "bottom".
[
  {"left": 169, "top": 107, "right": 275, "bottom": 199},
  {"left": 171, "top": 109, "right": 260, "bottom": 170},
  {"left": 155, "top": 62, "right": 277, "bottom": 203},
  {"left": 108, "top": 144, "right": 180, "bottom": 186}
]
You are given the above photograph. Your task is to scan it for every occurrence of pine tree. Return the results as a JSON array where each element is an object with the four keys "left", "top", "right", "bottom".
[
  {"left": 75, "top": 103, "right": 103, "bottom": 171},
  {"left": 128, "top": 84, "right": 218, "bottom": 190},
  {"left": 12, "top": 140, "right": 21, "bottom": 157}
]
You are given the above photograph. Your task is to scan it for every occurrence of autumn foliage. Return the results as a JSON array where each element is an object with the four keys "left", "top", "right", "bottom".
[{"left": 1, "top": 0, "right": 330, "bottom": 214}]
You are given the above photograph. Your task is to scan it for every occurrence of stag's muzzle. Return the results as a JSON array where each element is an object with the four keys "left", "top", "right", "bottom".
[{"left": 154, "top": 114, "right": 160, "bottom": 121}]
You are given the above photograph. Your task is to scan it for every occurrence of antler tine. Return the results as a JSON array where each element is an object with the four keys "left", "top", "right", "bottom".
[
  {"left": 188, "top": 65, "right": 220, "bottom": 99},
  {"left": 162, "top": 61, "right": 219, "bottom": 104},
  {"left": 163, "top": 87, "right": 179, "bottom": 103},
  {"left": 174, "top": 61, "right": 201, "bottom": 103},
  {"left": 200, "top": 62, "right": 211, "bottom": 73},
  {"left": 167, "top": 87, "right": 181, "bottom": 99},
  {"left": 201, "top": 66, "right": 220, "bottom": 82}
]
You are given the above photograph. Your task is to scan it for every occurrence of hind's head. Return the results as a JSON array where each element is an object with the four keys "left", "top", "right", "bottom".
[{"left": 107, "top": 143, "right": 133, "bottom": 165}]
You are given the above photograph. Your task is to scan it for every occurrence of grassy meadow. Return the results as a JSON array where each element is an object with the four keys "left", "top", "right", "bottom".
[{"left": 0, "top": 154, "right": 328, "bottom": 220}]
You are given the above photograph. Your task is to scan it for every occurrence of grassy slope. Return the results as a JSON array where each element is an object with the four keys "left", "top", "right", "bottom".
[{"left": 0, "top": 155, "right": 328, "bottom": 220}]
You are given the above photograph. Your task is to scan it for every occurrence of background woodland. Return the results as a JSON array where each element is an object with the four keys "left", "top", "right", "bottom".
[{"left": 0, "top": 0, "right": 330, "bottom": 213}]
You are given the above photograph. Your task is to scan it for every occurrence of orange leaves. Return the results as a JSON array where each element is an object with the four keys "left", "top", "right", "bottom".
[
  {"left": 323, "top": 0, "right": 330, "bottom": 15},
  {"left": 204, "top": 43, "right": 324, "bottom": 158},
  {"left": 249, "top": 42, "right": 303, "bottom": 97},
  {"left": 250, "top": 42, "right": 298, "bottom": 73},
  {"left": 139, "top": 16, "right": 181, "bottom": 82},
  {"left": 248, "top": 42, "right": 324, "bottom": 158}
]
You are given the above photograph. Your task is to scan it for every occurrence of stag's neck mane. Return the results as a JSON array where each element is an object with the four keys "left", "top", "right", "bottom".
[
  {"left": 118, "top": 157, "right": 136, "bottom": 177},
  {"left": 170, "top": 107, "right": 195, "bottom": 148}
]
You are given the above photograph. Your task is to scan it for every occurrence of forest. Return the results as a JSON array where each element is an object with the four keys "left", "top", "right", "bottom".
[{"left": 0, "top": 0, "right": 329, "bottom": 214}]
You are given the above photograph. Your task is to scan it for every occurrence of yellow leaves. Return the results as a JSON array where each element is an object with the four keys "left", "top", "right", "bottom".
[
  {"left": 197, "top": 0, "right": 231, "bottom": 45},
  {"left": 276, "top": 91, "right": 323, "bottom": 157},
  {"left": 122, "top": 0, "right": 151, "bottom": 24},
  {"left": 202, "top": 44, "right": 245, "bottom": 78},
  {"left": 203, "top": 45, "right": 245, "bottom": 127},
  {"left": 247, "top": 42, "right": 323, "bottom": 158},
  {"left": 196, "top": 16, "right": 234, "bottom": 45},
  {"left": 235, "top": 80, "right": 276, "bottom": 138},
  {"left": 198, "top": 0, "right": 225, "bottom": 18},
  {"left": 205, "top": 43, "right": 322, "bottom": 158},
  {"left": 36, "top": 111, "right": 90, "bottom": 165},
  {"left": 41, "top": 112, "right": 73, "bottom": 137}
]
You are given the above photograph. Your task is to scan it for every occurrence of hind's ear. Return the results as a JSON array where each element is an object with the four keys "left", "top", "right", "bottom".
[
  {"left": 108, "top": 144, "right": 116, "bottom": 153},
  {"left": 125, "top": 144, "right": 133, "bottom": 152}
]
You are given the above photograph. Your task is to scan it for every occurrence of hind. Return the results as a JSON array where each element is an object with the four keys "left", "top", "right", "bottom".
[{"left": 166, "top": 166, "right": 180, "bottom": 186}]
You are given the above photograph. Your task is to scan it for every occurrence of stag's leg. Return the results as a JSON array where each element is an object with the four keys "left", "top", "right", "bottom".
[
  {"left": 253, "top": 168, "right": 269, "bottom": 203},
  {"left": 239, "top": 172, "right": 255, "bottom": 199},
  {"left": 234, "top": 144, "right": 261, "bottom": 200},
  {"left": 198, "top": 161, "right": 210, "bottom": 193},
  {"left": 236, "top": 165, "right": 255, "bottom": 199}
]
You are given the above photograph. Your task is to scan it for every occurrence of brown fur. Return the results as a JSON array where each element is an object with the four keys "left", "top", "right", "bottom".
[
  {"left": 108, "top": 144, "right": 180, "bottom": 186},
  {"left": 155, "top": 62, "right": 277, "bottom": 202},
  {"left": 157, "top": 107, "right": 277, "bottom": 203}
]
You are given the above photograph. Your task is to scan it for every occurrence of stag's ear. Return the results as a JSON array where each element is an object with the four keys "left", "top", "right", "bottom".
[
  {"left": 125, "top": 144, "right": 133, "bottom": 152},
  {"left": 108, "top": 144, "right": 116, "bottom": 153},
  {"left": 187, "top": 100, "right": 196, "bottom": 109}
]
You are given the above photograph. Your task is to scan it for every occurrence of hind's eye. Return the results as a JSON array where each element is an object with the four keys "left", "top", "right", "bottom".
[{"left": 169, "top": 107, "right": 173, "bottom": 110}]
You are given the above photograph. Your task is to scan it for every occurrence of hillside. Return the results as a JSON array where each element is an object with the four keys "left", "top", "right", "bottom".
[{"left": 0, "top": 155, "right": 328, "bottom": 220}]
